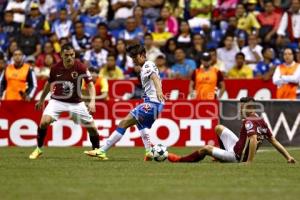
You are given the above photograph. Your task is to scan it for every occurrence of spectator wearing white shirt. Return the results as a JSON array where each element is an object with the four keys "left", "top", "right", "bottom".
[
  {"left": 109, "top": 0, "right": 136, "bottom": 29},
  {"left": 277, "top": 0, "right": 300, "bottom": 46},
  {"left": 32, "top": 0, "right": 57, "bottom": 21},
  {"left": 144, "top": 33, "right": 163, "bottom": 62},
  {"left": 51, "top": 8, "right": 73, "bottom": 39},
  {"left": 84, "top": 36, "right": 108, "bottom": 70},
  {"left": 217, "top": 34, "right": 240, "bottom": 73},
  {"left": 5, "top": 0, "right": 29, "bottom": 23},
  {"left": 241, "top": 34, "right": 263, "bottom": 70}
]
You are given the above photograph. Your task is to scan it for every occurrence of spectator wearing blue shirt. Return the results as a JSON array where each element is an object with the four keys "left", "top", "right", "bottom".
[
  {"left": 255, "top": 47, "right": 281, "bottom": 80},
  {"left": 171, "top": 48, "right": 197, "bottom": 79},
  {"left": 71, "top": 21, "right": 91, "bottom": 58},
  {"left": 83, "top": 36, "right": 108, "bottom": 70},
  {"left": 133, "top": 5, "right": 154, "bottom": 33},
  {"left": 118, "top": 17, "right": 144, "bottom": 45},
  {"left": 1, "top": 10, "right": 21, "bottom": 40},
  {"left": 57, "top": 0, "right": 81, "bottom": 15},
  {"left": 25, "top": 4, "right": 50, "bottom": 37},
  {"left": 0, "top": 26, "right": 8, "bottom": 53},
  {"left": 79, "top": 3, "right": 105, "bottom": 37},
  {"left": 51, "top": 8, "right": 73, "bottom": 39}
]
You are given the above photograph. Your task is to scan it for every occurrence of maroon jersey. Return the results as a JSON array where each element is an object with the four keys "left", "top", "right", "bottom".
[
  {"left": 48, "top": 60, "right": 92, "bottom": 103},
  {"left": 234, "top": 114, "right": 273, "bottom": 162}
]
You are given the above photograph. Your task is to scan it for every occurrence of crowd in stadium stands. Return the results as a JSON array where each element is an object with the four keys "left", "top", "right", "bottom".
[{"left": 0, "top": 0, "right": 300, "bottom": 100}]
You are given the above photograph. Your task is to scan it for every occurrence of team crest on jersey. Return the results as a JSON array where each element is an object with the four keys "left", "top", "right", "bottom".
[
  {"left": 245, "top": 121, "right": 253, "bottom": 130},
  {"left": 71, "top": 71, "right": 78, "bottom": 79},
  {"left": 62, "top": 81, "right": 74, "bottom": 94},
  {"left": 141, "top": 103, "right": 152, "bottom": 113}
]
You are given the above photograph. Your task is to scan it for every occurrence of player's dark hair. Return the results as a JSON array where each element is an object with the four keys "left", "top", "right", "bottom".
[
  {"left": 61, "top": 43, "right": 74, "bottom": 52},
  {"left": 126, "top": 44, "right": 146, "bottom": 58},
  {"left": 235, "top": 52, "right": 245, "bottom": 59},
  {"left": 240, "top": 96, "right": 255, "bottom": 103}
]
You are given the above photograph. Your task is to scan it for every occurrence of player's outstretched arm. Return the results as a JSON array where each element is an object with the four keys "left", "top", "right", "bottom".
[
  {"left": 150, "top": 73, "right": 166, "bottom": 102},
  {"left": 268, "top": 136, "right": 296, "bottom": 164},
  {"left": 246, "top": 134, "right": 258, "bottom": 163},
  {"left": 35, "top": 82, "right": 50, "bottom": 110},
  {"left": 86, "top": 82, "right": 96, "bottom": 113}
]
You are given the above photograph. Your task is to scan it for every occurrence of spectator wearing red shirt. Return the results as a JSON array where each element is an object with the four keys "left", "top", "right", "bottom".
[
  {"left": 257, "top": 0, "right": 281, "bottom": 44},
  {"left": 35, "top": 41, "right": 61, "bottom": 68}
]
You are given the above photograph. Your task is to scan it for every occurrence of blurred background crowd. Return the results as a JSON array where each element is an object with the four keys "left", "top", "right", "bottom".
[{"left": 1, "top": 0, "right": 300, "bottom": 100}]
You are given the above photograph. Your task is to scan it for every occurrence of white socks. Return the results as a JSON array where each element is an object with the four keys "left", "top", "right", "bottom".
[
  {"left": 139, "top": 128, "right": 152, "bottom": 151},
  {"left": 100, "top": 127, "right": 152, "bottom": 152},
  {"left": 100, "top": 130, "right": 123, "bottom": 152}
]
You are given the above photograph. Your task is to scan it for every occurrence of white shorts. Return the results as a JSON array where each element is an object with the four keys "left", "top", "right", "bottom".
[
  {"left": 43, "top": 99, "right": 93, "bottom": 124},
  {"left": 212, "top": 128, "right": 239, "bottom": 162}
]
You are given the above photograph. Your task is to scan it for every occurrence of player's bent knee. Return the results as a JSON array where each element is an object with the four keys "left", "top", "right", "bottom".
[
  {"left": 215, "top": 125, "right": 225, "bottom": 136},
  {"left": 39, "top": 116, "right": 54, "bottom": 129}
]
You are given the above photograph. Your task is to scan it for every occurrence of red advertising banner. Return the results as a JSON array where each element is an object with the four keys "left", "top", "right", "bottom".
[
  {"left": 33, "top": 79, "right": 277, "bottom": 100},
  {"left": 0, "top": 100, "right": 219, "bottom": 147},
  {"left": 223, "top": 79, "right": 277, "bottom": 99}
]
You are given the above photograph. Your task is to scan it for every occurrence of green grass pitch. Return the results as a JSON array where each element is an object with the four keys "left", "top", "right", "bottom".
[{"left": 0, "top": 147, "right": 299, "bottom": 200}]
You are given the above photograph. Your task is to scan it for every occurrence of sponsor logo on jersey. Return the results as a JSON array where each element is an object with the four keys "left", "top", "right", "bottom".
[
  {"left": 141, "top": 103, "right": 152, "bottom": 113},
  {"left": 245, "top": 121, "right": 253, "bottom": 130}
]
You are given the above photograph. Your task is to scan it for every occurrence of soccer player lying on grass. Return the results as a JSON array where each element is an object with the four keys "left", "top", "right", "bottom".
[
  {"left": 85, "top": 44, "right": 166, "bottom": 161},
  {"left": 168, "top": 97, "right": 296, "bottom": 164}
]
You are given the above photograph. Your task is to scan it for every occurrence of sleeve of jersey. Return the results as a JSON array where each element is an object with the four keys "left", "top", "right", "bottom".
[
  {"left": 48, "top": 68, "right": 54, "bottom": 83},
  {"left": 143, "top": 62, "right": 157, "bottom": 78},
  {"left": 83, "top": 68, "right": 93, "bottom": 84},
  {"left": 244, "top": 120, "right": 257, "bottom": 137}
]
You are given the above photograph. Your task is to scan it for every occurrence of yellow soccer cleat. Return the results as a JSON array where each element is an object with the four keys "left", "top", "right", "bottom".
[
  {"left": 29, "top": 147, "right": 43, "bottom": 160},
  {"left": 144, "top": 149, "right": 153, "bottom": 161},
  {"left": 84, "top": 149, "right": 108, "bottom": 160}
]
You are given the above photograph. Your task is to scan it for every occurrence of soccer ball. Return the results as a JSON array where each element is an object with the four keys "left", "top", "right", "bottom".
[{"left": 151, "top": 144, "right": 168, "bottom": 162}]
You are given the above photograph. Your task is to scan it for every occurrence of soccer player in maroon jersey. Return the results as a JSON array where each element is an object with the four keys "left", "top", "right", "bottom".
[
  {"left": 168, "top": 97, "right": 296, "bottom": 164},
  {"left": 29, "top": 44, "right": 99, "bottom": 159}
]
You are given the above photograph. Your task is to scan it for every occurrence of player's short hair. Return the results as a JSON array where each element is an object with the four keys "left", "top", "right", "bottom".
[
  {"left": 127, "top": 44, "right": 146, "bottom": 58},
  {"left": 240, "top": 96, "right": 255, "bottom": 103},
  {"left": 61, "top": 43, "right": 74, "bottom": 52}
]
